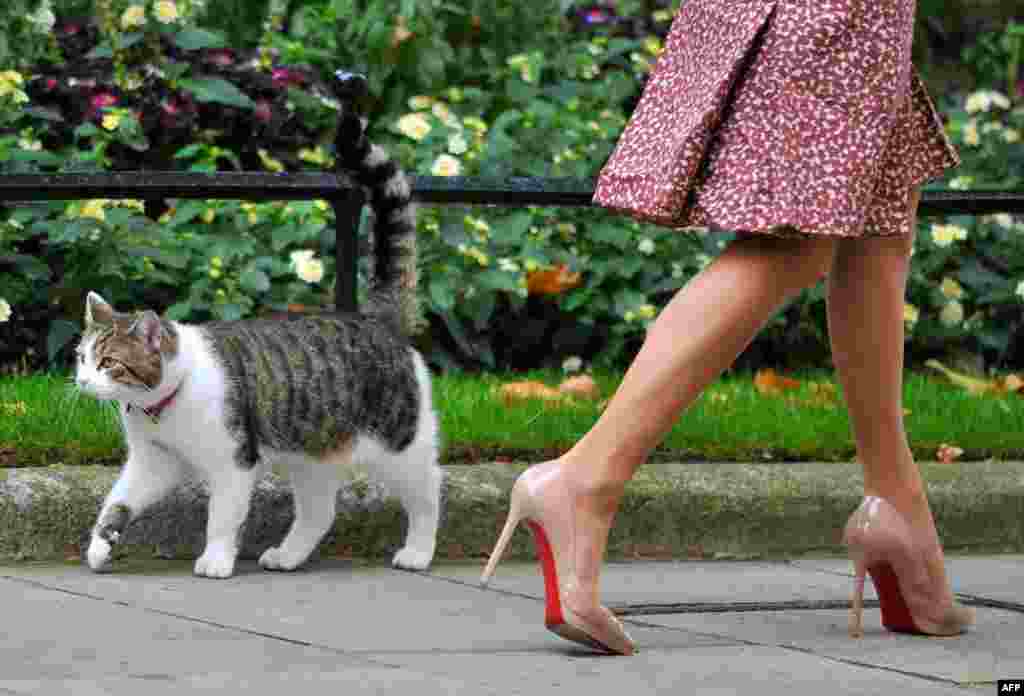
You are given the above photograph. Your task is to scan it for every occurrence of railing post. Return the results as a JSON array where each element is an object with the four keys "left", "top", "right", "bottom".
[{"left": 331, "top": 187, "right": 364, "bottom": 314}]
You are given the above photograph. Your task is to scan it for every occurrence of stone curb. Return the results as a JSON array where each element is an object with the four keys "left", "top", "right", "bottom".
[{"left": 2, "top": 461, "right": 1023, "bottom": 564}]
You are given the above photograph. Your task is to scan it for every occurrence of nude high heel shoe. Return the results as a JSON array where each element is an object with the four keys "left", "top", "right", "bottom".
[
  {"left": 480, "top": 461, "right": 636, "bottom": 655},
  {"left": 843, "top": 496, "right": 974, "bottom": 637}
]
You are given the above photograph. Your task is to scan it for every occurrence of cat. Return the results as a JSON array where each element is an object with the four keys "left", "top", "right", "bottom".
[{"left": 74, "top": 102, "right": 442, "bottom": 579}]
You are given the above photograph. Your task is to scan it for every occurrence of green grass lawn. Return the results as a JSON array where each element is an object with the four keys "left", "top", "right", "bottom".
[{"left": 2, "top": 370, "right": 1024, "bottom": 467}]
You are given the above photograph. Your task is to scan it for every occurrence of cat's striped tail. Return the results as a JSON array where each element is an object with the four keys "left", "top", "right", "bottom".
[{"left": 332, "top": 71, "right": 422, "bottom": 336}]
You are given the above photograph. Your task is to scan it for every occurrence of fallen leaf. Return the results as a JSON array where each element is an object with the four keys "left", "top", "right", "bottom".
[
  {"left": 1002, "top": 374, "right": 1024, "bottom": 393},
  {"left": 936, "top": 443, "right": 964, "bottom": 464},
  {"left": 526, "top": 265, "right": 582, "bottom": 296},
  {"left": 754, "top": 369, "right": 802, "bottom": 396},
  {"left": 499, "top": 381, "right": 565, "bottom": 406},
  {"left": 558, "top": 375, "right": 601, "bottom": 401},
  {"left": 925, "top": 359, "right": 1001, "bottom": 395}
]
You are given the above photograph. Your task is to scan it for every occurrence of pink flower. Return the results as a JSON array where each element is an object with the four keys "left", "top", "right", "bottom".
[
  {"left": 271, "top": 67, "right": 306, "bottom": 88},
  {"left": 205, "top": 49, "right": 236, "bottom": 67},
  {"left": 91, "top": 93, "right": 118, "bottom": 109},
  {"left": 58, "top": 22, "right": 82, "bottom": 36},
  {"left": 254, "top": 99, "right": 273, "bottom": 122},
  {"left": 44, "top": 78, "right": 58, "bottom": 91}
]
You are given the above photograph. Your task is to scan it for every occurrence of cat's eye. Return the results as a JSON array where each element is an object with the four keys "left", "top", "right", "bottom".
[{"left": 98, "top": 357, "right": 116, "bottom": 370}]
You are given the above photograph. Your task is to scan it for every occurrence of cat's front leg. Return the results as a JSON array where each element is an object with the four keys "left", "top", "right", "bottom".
[
  {"left": 87, "top": 445, "right": 186, "bottom": 573},
  {"left": 194, "top": 467, "right": 257, "bottom": 579}
]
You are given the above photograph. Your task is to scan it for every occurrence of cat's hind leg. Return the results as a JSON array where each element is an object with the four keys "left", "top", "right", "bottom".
[
  {"left": 365, "top": 408, "right": 443, "bottom": 572},
  {"left": 259, "top": 451, "right": 343, "bottom": 572},
  {"left": 87, "top": 442, "right": 187, "bottom": 573}
]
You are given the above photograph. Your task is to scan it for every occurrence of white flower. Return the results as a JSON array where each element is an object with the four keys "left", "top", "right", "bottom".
[
  {"left": 408, "top": 95, "right": 434, "bottom": 110},
  {"left": 121, "top": 5, "right": 146, "bottom": 28},
  {"left": 1004, "top": 128, "right": 1021, "bottom": 144},
  {"left": 431, "top": 102, "right": 459, "bottom": 128},
  {"left": 153, "top": 0, "right": 179, "bottom": 23},
  {"left": 447, "top": 133, "right": 468, "bottom": 155},
  {"left": 930, "top": 223, "right": 968, "bottom": 248},
  {"left": 499, "top": 258, "right": 520, "bottom": 273},
  {"left": 28, "top": 0, "right": 56, "bottom": 32},
  {"left": 965, "top": 90, "right": 1010, "bottom": 114},
  {"left": 962, "top": 119, "right": 980, "bottom": 147},
  {"left": 0, "top": 298, "right": 11, "bottom": 323},
  {"left": 1017, "top": 280, "right": 1024, "bottom": 301},
  {"left": 671, "top": 262, "right": 684, "bottom": 279},
  {"left": 940, "top": 277, "right": 964, "bottom": 300},
  {"left": 637, "top": 237, "right": 655, "bottom": 255},
  {"left": 290, "top": 249, "right": 325, "bottom": 284},
  {"left": 987, "top": 213, "right": 1014, "bottom": 230},
  {"left": 431, "top": 154, "right": 462, "bottom": 177},
  {"left": 396, "top": 113, "right": 431, "bottom": 141},
  {"left": 940, "top": 300, "right": 964, "bottom": 327},
  {"left": 562, "top": 356, "right": 583, "bottom": 374},
  {"left": 948, "top": 175, "right": 973, "bottom": 190}
]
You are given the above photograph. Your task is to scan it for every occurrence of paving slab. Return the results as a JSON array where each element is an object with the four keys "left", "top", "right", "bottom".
[
  {"left": 384, "top": 644, "right": 978, "bottom": 696},
  {"left": 433, "top": 559, "right": 878, "bottom": 609},
  {"left": 638, "top": 608, "right": 1021, "bottom": 687},
  {"left": 0, "top": 561, "right": 723, "bottom": 656},
  {"left": 795, "top": 556, "right": 1024, "bottom": 606}
]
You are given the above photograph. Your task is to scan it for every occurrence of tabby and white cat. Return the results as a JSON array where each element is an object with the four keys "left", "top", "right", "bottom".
[{"left": 74, "top": 105, "right": 442, "bottom": 579}]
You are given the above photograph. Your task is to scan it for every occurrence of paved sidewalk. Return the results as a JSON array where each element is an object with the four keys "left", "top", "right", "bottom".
[{"left": 1, "top": 555, "right": 1020, "bottom": 694}]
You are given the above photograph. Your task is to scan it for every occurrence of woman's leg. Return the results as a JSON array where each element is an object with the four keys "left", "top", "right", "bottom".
[
  {"left": 826, "top": 192, "right": 945, "bottom": 554},
  {"left": 552, "top": 232, "right": 837, "bottom": 605}
]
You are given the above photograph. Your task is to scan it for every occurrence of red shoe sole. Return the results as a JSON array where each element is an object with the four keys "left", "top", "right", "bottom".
[
  {"left": 526, "top": 520, "right": 565, "bottom": 628},
  {"left": 867, "top": 562, "right": 924, "bottom": 635}
]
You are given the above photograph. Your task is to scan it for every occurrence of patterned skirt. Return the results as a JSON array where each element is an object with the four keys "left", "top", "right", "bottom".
[{"left": 593, "top": 0, "right": 959, "bottom": 238}]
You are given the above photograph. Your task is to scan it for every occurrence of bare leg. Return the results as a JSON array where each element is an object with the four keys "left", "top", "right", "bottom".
[
  {"left": 827, "top": 191, "right": 950, "bottom": 584},
  {"left": 554, "top": 233, "right": 837, "bottom": 605}
]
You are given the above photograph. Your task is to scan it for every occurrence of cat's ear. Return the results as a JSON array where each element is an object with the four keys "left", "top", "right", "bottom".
[
  {"left": 85, "top": 292, "right": 114, "bottom": 327},
  {"left": 130, "top": 311, "right": 165, "bottom": 353}
]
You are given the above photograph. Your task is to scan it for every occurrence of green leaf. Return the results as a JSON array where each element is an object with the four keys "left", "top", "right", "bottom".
[
  {"left": 240, "top": 268, "right": 271, "bottom": 293},
  {"left": 429, "top": 277, "right": 456, "bottom": 311},
  {"left": 165, "top": 302, "right": 192, "bottom": 321},
  {"left": 179, "top": 77, "right": 255, "bottom": 109},
  {"left": 491, "top": 211, "right": 533, "bottom": 245},
  {"left": 47, "top": 319, "right": 80, "bottom": 364},
  {"left": 215, "top": 303, "right": 244, "bottom": 321},
  {"left": 173, "top": 28, "right": 227, "bottom": 51},
  {"left": 1, "top": 254, "right": 51, "bottom": 281},
  {"left": 85, "top": 44, "right": 114, "bottom": 59}
]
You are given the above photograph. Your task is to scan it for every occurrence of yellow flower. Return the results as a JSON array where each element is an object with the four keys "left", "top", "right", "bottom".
[
  {"left": 1004, "top": 128, "right": 1021, "bottom": 144},
  {"left": 903, "top": 303, "right": 919, "bottom": 325},
  {"left": 290, "top": 249, "right": 325, "bottom": 284},
  {"left": 396, "top": 113, "right": 432, "bottom": 141},
  {"left": 643, "top": 36, "right": 663, "bottom": 56},
  {"left": 101, "top": 112, "right": 122, "bottom": 131},
  {"left": 940, "top": 300, "right": 964, "bottom": 327},
  {"left": 940, "top": 277, "right": 964, "bottom": 300},
  {"left": 0, "top": 298, "right": 12, "bottom": 323},
  {"left": 81, "top": 199, "right": 107, "bottom": 222},
  {"left": 121, "top": 5, "right": 146, "bottom": 29},
  {"left": 408, "top": 95, "right": 434, "bottom": 111},
  {"left": 202, "top": 208, "right": 216, "bottom": 224},
  {"left": 298, "top": 146, "right": 329, "bottom": 165},
  {"left": 930, "top": 223, "right": 968, "bottom": 248},
  {"left": 638, "top": 304, "right": 658, "bottom": 320},
  {"left": 257, "top": 149, "right": 285, "bottom": 173},
  {"left": 962, "top": 119, "right": 980, "bottom": 146},
  {"left": 463, "top": 116, "right": 487, "bottom": 134},
  {"left": 431, "top": 154, "right": 462, "bottom": 177},
  {"left": 153, "top": 0, "right": 179, "bottom": 23},
  {"left": 314, "top": 200, "right": 328, "bottom": 212}
]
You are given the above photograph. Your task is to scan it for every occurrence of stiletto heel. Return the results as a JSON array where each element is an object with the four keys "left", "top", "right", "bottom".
[
  {"left": 843, "top": 496, "right": 974, "bottom": 637},
  {"left": 849, "top": 556, "right": 866, "bottom": 638},
  {"left": 480, "top": 483, "right": 524, "bottom": 587},
  {"left": 480, "top": 462, "right": 636, "bottom": 655}
]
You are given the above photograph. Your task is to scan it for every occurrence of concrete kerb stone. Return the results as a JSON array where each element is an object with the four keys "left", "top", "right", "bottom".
[{"left": 1, "top": 460, "right": 1023, "bottom": 564}]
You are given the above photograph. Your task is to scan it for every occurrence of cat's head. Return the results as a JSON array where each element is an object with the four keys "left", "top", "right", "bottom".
[{"left": 74, "top": 292, "right": 179, "bottom": 402}]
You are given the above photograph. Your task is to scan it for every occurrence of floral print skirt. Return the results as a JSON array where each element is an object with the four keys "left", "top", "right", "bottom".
[{"left": 593, "top": 0, "right": 960, "bottom": 238}]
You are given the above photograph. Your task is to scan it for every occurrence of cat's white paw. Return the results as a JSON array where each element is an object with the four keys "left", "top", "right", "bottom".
[
  {"left": 258, "top": 546, "right": 308, "bottom": 572},
  {"left": 194, "top": 548, "right": 236, "bottom": 579},
  {"left": 86, "top": 537, "right": 114, "bottom": 573},
  {"left": 392, "top": 546, "right": 433, "bottom": 572}
]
